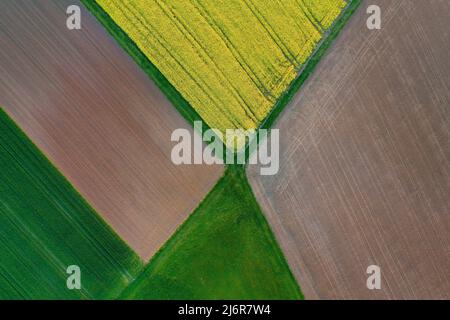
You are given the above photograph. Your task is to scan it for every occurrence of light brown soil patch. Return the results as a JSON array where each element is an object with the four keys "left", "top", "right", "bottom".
[
  {"left": 249, "top": 0, "right": 450, "bottom": 299},
  {"left": 0, "top": 0, "right": 223, "bottom": 261}
]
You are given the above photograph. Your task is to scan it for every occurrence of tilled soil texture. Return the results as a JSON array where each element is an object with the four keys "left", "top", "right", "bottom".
[
  {"left": 0, "top": 0, "right": 223, "bottom": 261},
  {"left": 248, "top": 0, "right": 450, "bottom": 299}
]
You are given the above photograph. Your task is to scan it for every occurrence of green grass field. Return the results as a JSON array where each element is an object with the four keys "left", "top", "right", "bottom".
[
  {"left": 0, "top": 109, "right": 143, "bottom": 299},
  {"left": 121, "top": 166, "right": 302, "bottom": 300},
  {"left": 0, "top": 110, "right": 299, "bottom": 299}
]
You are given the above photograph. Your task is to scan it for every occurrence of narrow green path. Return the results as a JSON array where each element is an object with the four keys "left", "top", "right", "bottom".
[
  {"left": 0, "top": 109, "right": 143, "bottom": 299},
  {"left": 121, "top": 166, "right": 302, "bottom": 300},
  {"left": 259, "top": 0, "right": 362, "bottom": 131}
]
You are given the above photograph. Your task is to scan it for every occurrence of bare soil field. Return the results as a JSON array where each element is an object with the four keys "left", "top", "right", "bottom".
[
  {"left": 249, "top": 0, "right": 450, "bottom": 299},
  {"left": 0, "top": 0, "right": 223, "bottom": 261}
]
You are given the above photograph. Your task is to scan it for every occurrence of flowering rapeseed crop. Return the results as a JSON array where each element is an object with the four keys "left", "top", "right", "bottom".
[{"left": 97, "top": 0, "right": 346, "bottom": 134}]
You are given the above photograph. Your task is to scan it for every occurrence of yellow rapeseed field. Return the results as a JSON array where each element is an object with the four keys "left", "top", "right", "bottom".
[{"left": 97, "top": 0, "right": 346, "bottom": 134}]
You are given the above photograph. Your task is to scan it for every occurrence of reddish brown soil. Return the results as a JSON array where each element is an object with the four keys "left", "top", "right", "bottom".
[{"left": 0, "top": 0, "right": 223, "bottom": 261}]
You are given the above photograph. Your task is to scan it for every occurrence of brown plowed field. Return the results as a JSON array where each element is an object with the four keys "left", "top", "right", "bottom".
[
  {"left": 248, "top": 0, "right": 450, "bottom": 299},
  {"left": 0, "top": 0, "right": 223, "bottom": 261}
]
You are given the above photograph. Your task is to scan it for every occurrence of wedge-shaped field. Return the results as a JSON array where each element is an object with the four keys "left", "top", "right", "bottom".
[
  {"left": 0, "top": 0, "right": 223, "bottom": 260},
  {"left": 0, "top": 109, "right": 143, "bottom": 299},
  {"left": 249, "top": 0, "right": 450, "bottom": 299},
  {"left": 93, "top": 0, "right": 346, "bottom": 134},
  {"left": 121, "top": 166, "right": 302, "bottom": 299}
]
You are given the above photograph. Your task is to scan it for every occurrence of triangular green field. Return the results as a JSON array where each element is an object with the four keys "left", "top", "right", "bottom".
[{"left": 121, "top": 166, "right": 302, "bottom": 299}]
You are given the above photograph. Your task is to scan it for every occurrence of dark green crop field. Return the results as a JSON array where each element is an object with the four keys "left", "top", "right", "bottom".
[
  {"left": 0, "top": 109, "right": 143, "bottom": 299},
  {"left": 121, "top": 166, "right": 302, "bottom": 300}
]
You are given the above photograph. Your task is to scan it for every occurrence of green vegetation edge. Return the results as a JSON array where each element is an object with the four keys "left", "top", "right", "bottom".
[
  {"left": 259, "top": 0, "right": 362, "bottom": 131},
  {"left": 80, "top": 0, "right": 231, "bottom": 157},
  {"left": 80, "top": 0, "right": 205, "bottom": 129}
]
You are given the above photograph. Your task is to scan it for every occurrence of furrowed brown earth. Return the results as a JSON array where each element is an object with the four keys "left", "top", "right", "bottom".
[
  {"left": 0, "top": 0, "right": 223, "bottom": 260},
  {"left": 248, "top": 0, "right": 450, "bottom": 299}
]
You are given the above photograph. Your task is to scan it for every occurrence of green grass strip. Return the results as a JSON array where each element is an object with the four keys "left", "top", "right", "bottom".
[
  {"left": 0, "top": 108, "right": 143, "bottom": 299},
  {"left": 80, "top": 0, "right": 231, "bottom": 156},
  {"left": 241, "top": 0, "right": 361, "bottom": 161},
  {"left": 120, "top": 165, "right": 302, "bottom": 300},
  {"left": 80, "top": 0, "right": 204, "bottom": 128},
  {"left": 259, "top": 0, "right": 362, "bottom": 131}
]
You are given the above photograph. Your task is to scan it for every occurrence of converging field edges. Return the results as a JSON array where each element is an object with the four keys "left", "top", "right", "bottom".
[
  {"left": 120, "top": 166, "right": 303, "bottom": 299},
  {"left": 95, "top": 0, "right": 347, "bottom": 137},
  {"left": 171, "top": 121, "right": 279, "bottom": 175}
]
